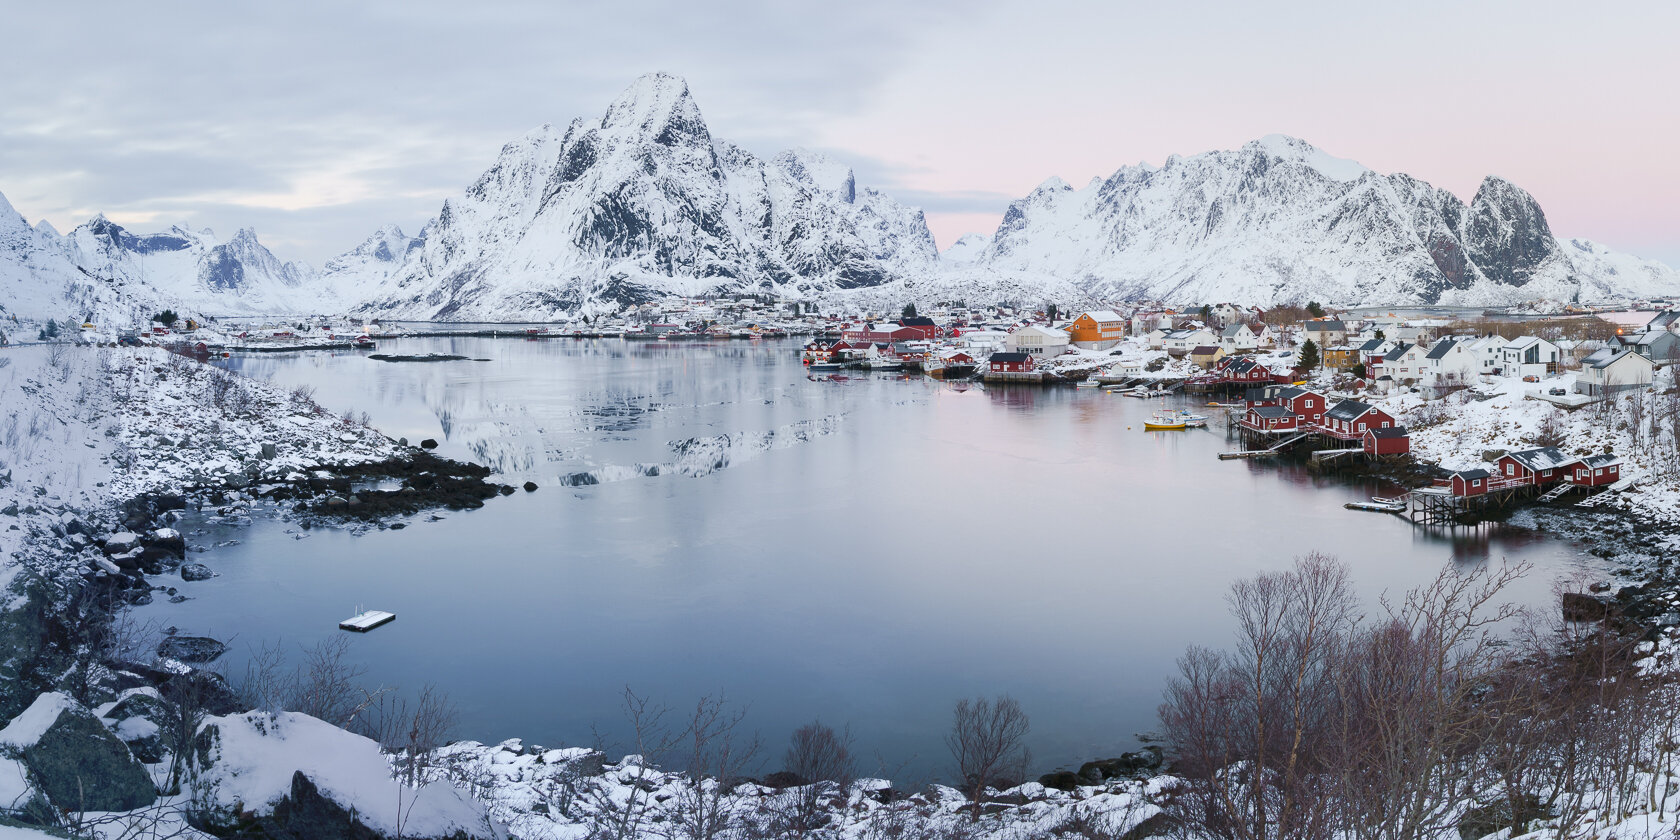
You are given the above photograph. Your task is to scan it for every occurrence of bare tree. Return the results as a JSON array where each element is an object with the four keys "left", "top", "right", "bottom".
[
  {"left": 946, "top": 695, "right": 1030, "bottom": 821},
  {"left": 583, "top": 687, "right": 676, "bottom": 840},
  {"left": 663, "top": 695, "right": 760, "bottom": 840}
]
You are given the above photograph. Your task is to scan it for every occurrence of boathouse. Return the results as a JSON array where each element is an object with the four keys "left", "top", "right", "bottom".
[
  {"left": 897, "top": 317, "right": 940, "bottom": 341},
  {"left": 1362, "top": 426, "right": 1411, "bottom": 456},
  {"left": 1278, "top": 387, "right": 1328, "bottom": 426},
  {"left": 1450, "top": 469, "right": 1492, "bottom": 496},
  {"left": 1568, "top": 454, "right": 1622, "bottom": 487},
  {"left": 1242, "top": 405, "right": 1299, "bottom": 432},
  {"left": 1320, "top": 400, "right": 1397, "bottom": 440},
  {"left": 1494, "top": 446, "right": 1572, "bottom": 486},
  {"left": 987, "top": 352, "right": 1034, "bottom": 373}
]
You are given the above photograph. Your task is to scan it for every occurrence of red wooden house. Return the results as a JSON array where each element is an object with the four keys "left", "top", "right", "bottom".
[
  {"left": 987, "top": 352, "right": 1034, "bottom": 373},
  {"left": 897, "top": 317, "right": 940, "bottom": 341},
  {"left": 1319, "top": 401, "right": 1398, "bottom": 440},
  {"left": 1449, "top": 469, "right": 1492, "bottom": 496},
  {"left": 1493, "top": 447, "right": 1572, "bottom": 487},
  {"left": 1567, "top": 454, "right": 1622, "bottom": 487},
  {"left": 1277, "top": 387, "right": 1328, "bottom": 426},
  {"left": 1242, "top": 405, "right": 1299, "bottom": 432},
  {"left": 1362, "top": 426, "right": 1411, "bottom": 456}
]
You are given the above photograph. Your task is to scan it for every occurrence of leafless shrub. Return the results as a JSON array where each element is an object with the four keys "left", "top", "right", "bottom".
[
  {"left": 359, "top": 683, "right": 460, "bottom": 787},
  {"left": 284, "top": 636, "right": 386, "bottom": 730},
  {"left": 947, "top": 695, "right": 1030, "bottom": 821},
  {"left": 663, "top": 694, "right": 760, "bottom": 840},
  {"left": 1533, "top": 408, "right": 1566, "bottom": 448},
  {"left": 583, "top": 687, "right": 677, "bottom": 840}
]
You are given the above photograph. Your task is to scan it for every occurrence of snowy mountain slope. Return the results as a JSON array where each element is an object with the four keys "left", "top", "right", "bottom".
[
  {"left": 0, "top": 193, "right": 178, "bottom": 327},
  {"left": 342, "top": 73, "right": 938, "bottom": 320},
  {"left": 940, "top": 233, "right": 989, "bottom": 265},
  {"left": 0, "top": 188, "right": 345, "bottom": 323},
  {"left": 961, "top": 134, "right": 1680, "bottom": 307}
]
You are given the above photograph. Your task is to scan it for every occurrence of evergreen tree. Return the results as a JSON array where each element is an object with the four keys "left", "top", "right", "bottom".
[
  {"left": 152, "top": 310, "right": 179, "bottom": 327},
  {"left": 1298, "top": 338, "right": 1321, "bottom": 370},
  {"left": 1374, "top": 329, "right": 1386, "bottom": 341},
  {"left": 1046, "top": 303, "right": 1059, "bottom": 323},
  {"left": 902, "top": 303, "right": 918, "bottom": 319},
  {"left": 1306, "top": 301, "right": 1326, "bottom": 319},
  {"left": 1352, "top": 362, "right": 1367, "bottom": 379}
]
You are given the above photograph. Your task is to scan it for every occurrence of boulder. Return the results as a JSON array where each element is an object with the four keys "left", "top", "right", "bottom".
[
  {"left": 157, "top": 636, "right": 227, "bottom": 664},
  {"left": 180, "top": 563, "right": 214, "bottom": 582},
  {"left": 261, "top": 442, "right": 278, "bottom": 460},
  {"left": 1562, "top": 592, "right": 1612, "bottom": 623},
  {"left": 0, "top": 693, "right": 156, "bottom": 811},
  {"left": 420, "top": 438, "right": 439, "bottom": 449},
  {"left": 522, "top": 482, "right": 539, "bottom": 492},
  {"left": 1036, "top": 770, "right": 1082, "bottom": 792},
  {"left": 100, "top": 688, "right": 169, "bottom": 765},
  {"left": 149, "top": 527, "right": 187, "bottom": 554},
  {"left": 103, "top": 531, "right": 142, "bottom": 554},
  {"left": 189, "top": 711, "right": 504, "bottom": 839}
]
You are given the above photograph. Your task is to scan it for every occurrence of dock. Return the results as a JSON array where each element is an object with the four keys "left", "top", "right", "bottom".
[
  {"left": 339, "top": 610, "right": 396, "bottom": 632},
  {"left": 1218, "top": 432, "right": 1311, "bottom": 460}
]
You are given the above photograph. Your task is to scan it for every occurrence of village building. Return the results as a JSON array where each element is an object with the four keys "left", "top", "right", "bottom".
[
  {"left": 896, "top": 316, "right": 940, "bottom": 341},
  {"left": 1322, "top": 345, "right": 1360, "bottom": 370},
  {"left": 1464, "top": 335, "right": 1509, "bottom": 374},
  {"left": 1495, "top": 447, "right": 1572, "bottom": 486},
  {"left": 1450, "top": 469, "right": 1492, "bottom": 496},
  {"left": 1422, "top": 338, "right": 1478, "bottom": 387},
  {"left": 1005, "top": 325, "right": 1071, "bottom": 357},
  {"left": 1499, "top": 336, "right": 1563, "bottom": 378},
  {"left": 1363, "top": 426, "right": 1411, "bottom": 456},
  {"left": 1568, "top": 454, "right": 1622, "bottom": 487},
  {"left": 1243, "top": 405, "right": 1299, "bottom": 432},
  {"left": 986, "top": 351, "right": 1034, "bottom": 373},
  {"left": 1384, "top": 343, "right": 1432, "bottom": 384},
  {"left": 842, "top": 323, "right": 923, "bottom": 345},
  {"left": 1161, "top": 327, "right": 1218, "bottom": 356},
  {"left": 1188, "top": 345, "right": 1227, "bottom": 368},
  {"left": 1066, "top": 310, "right": 1126, "bottom": 349},
  {"left": 1648, "top": 310, "right": 1679, "bottom": 334},
  {"left": 1320, "top": 400, "right": 1397, "bottom": 440},
  {"left": 1624, "top": 329, "right": 1680, "bottom": 363},
  {"left": 1577, "top": 347, "right": 1656, "bottom": 395},
  {"left": 1303, "top": 319, "right": 1347, "bottom": 348}
]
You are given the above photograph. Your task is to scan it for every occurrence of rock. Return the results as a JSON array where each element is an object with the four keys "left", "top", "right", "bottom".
[
  {"left": 1561, "top": 591, "right": 1612, "bottom": 622},
  {"left": 1482, "top": 449, "right": 1508, "bottom": 463},
  {"left": 101, "top": 688, "right": 168, "bottom": 764},
  {"left": 157, "top": 636, "right": 227, "bottom": 664},
  {"left": 150, "top": 527, "right": 186, "bottom": 553},
  {"left": 523, "top": 481, "right": 539, "bottom": 492},
  {"left": 498, "top": 485, "right": 516, "bottom": 496},
  {"left": 103, "top": 531, "right": 142, "bottom": 554},
  {"left": 261, "top": 442, "right": 278, "bottom": 459},
  {"left": 398, "top": 438, "right": 409, "bottom": 447},
  {"left": 154, "top": 494, "right": 187, "bottom": 512},
  {"left": 1458, "top": 794, "right": 1550, "bottom": 840},
  {"left": 180, "top": 563, "right": 214, "bottom": 582},
  {"left": 189, "top": 711, "right": 502, "bottom": 839},
  {"left": 1036, "top": 770, "right": 1083, "bottom": 792},
  {"left": 420, "top": 438, "right": 440, "bottom": 449},
  {"left": 0, "top": 693, "right": 156, "bottom": 811}
]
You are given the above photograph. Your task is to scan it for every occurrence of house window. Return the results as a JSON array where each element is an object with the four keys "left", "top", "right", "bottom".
[{"left": 1505, "top": 464, "right": 1514, "bottom": 476}]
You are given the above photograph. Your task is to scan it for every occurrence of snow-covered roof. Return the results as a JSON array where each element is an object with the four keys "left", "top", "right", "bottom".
[
  {"left": 1505, "top": 446, "right": 1572, "bottom": 472},
  {"left": 1367, "top": 426, "right": 1409, "bottom": 438},
  {"left": 1251, "top": 406, "right": 1293, "bottom": 418},
  {"left": 1079, "top": 310, "right": 1124, "bottom": 323},
  {"left": 1326, "top": 400, "right": 1376, "bottom": 421},
  {"left": 1581, "top": 453, "right": 1622, "bottom": 468}
]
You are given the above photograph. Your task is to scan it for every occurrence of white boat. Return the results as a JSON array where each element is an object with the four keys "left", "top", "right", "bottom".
[
  {"left": 1076, "top": 379, "right": 1100, "bottom": 388},
  {"left": 867, "top": 359, "right": 905, "bottom": 371}
]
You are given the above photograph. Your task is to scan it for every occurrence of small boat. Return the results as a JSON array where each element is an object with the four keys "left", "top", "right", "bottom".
[
  {"left": 867, "top": 360, "right": 905, "bottom": 371},
  {"left": 807, "top": 361, "right": 844, "bottom": 371},
  {"left": 1172, "top": 409, "right": 1209, "bottom": 428},
  {"left": 1076, "top": 379, "right": 1100, "bottom": 388},
  {"left": 1144, "top": 410, "right": 1187, "bottom": 431},
  {"left": 352, "top": 335, "right": 376, "bottom": 349}
]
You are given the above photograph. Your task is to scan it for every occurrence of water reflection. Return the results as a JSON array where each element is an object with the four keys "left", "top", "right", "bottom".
[{"left": 188, "top": 337, "right": 1596, "bottom": 780}]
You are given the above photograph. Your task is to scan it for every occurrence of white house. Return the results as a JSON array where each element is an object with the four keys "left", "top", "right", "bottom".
[
  {"left": 1422, "top": 338, "right": 1478, "bottom": 386},
  {"left": 1219, "top": 323, "right": 1258, "bottom": 352},
  {"left": 1648, "top": 310, "right": 1679, "bottom": 334},
  {"left": 1463, "top": 335, "right": 1509, "bottom": 375},
  {"left": 1161, "top": 327, "right": 1218, "bottom": 356},
  {"left": 1302, "top": 319, "right": 1347, "bottom": 348},
  {"left": 959, "top": 330, "right": 1011, "bottom": 355},
  {"left": 1384, "top": 343, "right": 1433, "bottom": 383},
  {"left": 1577, "top": 348, "right": 1656, "bottom": 395},
  {"left": 1006, "top": 325, "right": 1071, "bottom": 357},
  {"left": 1499, "top": 336, "right": 1562, "bottom": 378}
]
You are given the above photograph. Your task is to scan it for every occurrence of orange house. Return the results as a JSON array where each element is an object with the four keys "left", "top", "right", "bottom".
[{"left": 1067, "top": 310, "right": 1126, "bottom": 349}]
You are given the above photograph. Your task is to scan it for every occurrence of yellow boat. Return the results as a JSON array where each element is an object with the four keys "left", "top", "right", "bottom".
[{"left": 1144, "top": 410, "right": 1187, "bottom": 431}]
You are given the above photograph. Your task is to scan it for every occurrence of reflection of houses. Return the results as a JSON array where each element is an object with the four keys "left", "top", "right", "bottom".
[{"left": 1576, "top": 348, "right": 1655, "bottom": 395}]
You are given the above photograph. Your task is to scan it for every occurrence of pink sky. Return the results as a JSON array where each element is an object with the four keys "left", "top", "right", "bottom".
[{"left": 818, "top": 1, "right": 1680, "bottom": 262}]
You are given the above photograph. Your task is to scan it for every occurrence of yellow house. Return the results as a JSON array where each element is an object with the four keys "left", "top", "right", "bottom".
[
  {"left": 1189, "top": 345, "right": 1228, "bottom": 368},
  {"left": 1067, "top": 310, "right": 1126, "bottom": 349},
  {"left": 1323, "top": 346, "right": 1359, "bottom": 370}
]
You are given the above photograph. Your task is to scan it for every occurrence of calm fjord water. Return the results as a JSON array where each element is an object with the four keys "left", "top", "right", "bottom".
[{"left": 165, "top": 337, "right": 1587, "bottom": 779}]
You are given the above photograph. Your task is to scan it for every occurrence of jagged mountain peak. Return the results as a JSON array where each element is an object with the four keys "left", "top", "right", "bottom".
[
  {"left": 600, "top": 72, "right": 709, "bottom": 147},
  {"left": 774, "top": 148, "right": 855, "bottom": 202},
  {"left": 1245, "top": 134, "right": 1370, "bottom": 182}
]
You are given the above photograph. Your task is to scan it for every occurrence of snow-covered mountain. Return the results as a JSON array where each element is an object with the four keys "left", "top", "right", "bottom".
[
  {"left": 940, "top": 233, "right": 990, "bottom": 265},
  {"left": 0, "top": 190, "right": 344, "bottom": 324},
  {"left": 950, "top": 135, "right": 1679, "bottom": 307},
  {"left": 341, "top": 72, "right": 938, "bottom": 319}
]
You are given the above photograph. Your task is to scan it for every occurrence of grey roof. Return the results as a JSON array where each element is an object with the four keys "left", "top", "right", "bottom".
[
  {"left": 1366, "top": 426, "right": 1409, "bottom": 439},
  {"left": 1305, "top": 320, "right": 1345, "bottom": 331},
  {"left": 1358, "top": 338, "right": 1386, "bottom": 352},
  {"left": 1649, "top": 310, "right": 1678, "bottom": 329},
  {"left": 1251, "top": 406, "right": 1294, "bottom": 419},
  {"left": 1581, "top": 453, "right": 1622, "bottom": 468},
  {"left": 1592, "top": 349, "right": 1652, "bottom": 369},
  {"left": 1326, "top": 400, "right": 1375, "bottom": 421},
  {"left": 1221, "top": 324, "right": 1247, "bottom": 338},
  {"left": 1383, "top": 343, "right": 1412, "bottom": 362},
  {"left": 1455, "top": 469, "right": 1491, "bottom": 480},
  {"left": 1425, "top": 339, "right": 1458, "bottom": 360}
]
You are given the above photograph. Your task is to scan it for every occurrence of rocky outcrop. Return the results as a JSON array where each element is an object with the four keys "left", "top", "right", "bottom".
[{"left": 0, "top": 693, "right": 156, "bottom": 812}]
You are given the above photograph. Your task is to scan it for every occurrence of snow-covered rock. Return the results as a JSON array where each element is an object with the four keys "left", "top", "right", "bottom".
[
  {"left": 189, "top": 711, "right": 504, "bottom": 840},
  {"left": 343, "top": 72, "right": 938, "bottom": 319},
  {"left": 0, "top": 692, "right": 155, "bottom": 812},
  {"left": 951, "top": 134, "right": 1680, "bottom": 307}
]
